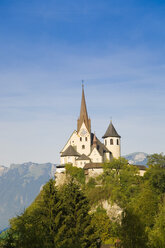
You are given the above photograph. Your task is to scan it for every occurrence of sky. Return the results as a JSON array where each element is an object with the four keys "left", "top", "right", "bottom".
[{"left": 0, "top": 0, "right": 165, "bottom": 166}]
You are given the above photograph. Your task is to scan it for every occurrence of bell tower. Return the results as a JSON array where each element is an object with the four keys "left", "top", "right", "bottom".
[
  {"left": 102, "top": 121, "right": 121, "bottom": 159},
  {"left": 77, "top": 84, "right": 91, "bottom": 155}
]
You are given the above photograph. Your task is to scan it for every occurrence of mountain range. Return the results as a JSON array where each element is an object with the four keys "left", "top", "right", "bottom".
[
  {"left": 0, "top": 162, "right": 56, "bottom": 230},
  {"left": 0, "top": 152, "right": 148, "bottom": 231},
  {"left": 124, "top": 152, "right": 148, "bottom": 166}
]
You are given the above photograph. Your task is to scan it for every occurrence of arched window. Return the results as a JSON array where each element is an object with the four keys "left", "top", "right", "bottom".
[
  {"left": 105, "top": 140, "right": 107, "bottom": 146},
  {"left": 85, "top": 137, "right": 87, "bottom": 141},
  {"left": 116, "top": 139, "right": 119, "bottom": 145},
  {"left": 110, "top": 139, "right": 113, "bottom": 145},
  {"left": 82, "top": 145, "right": 85, "bottom": 149},
  {"left": 80, "top": 137, "right": 82, "bottom": 141}
]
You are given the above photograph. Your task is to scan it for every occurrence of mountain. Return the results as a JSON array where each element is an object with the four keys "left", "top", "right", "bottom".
[
  {"left": 124, "top": 152, "right": 148, "bottom": 166},
  {"left": 0, "top": 165, "right": 8, "bottom": 176},
  {"left": 0, "top": 162, "right": 56, "bottom": 231}
]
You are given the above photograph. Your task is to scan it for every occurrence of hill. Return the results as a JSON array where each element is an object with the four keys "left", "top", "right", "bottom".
[{"left": 0, "top": 152, "right": 148, "bottom": 230}]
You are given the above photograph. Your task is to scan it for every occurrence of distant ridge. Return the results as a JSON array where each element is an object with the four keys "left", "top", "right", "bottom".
[
  {"left": 124, "top": 152, "right": 148, "bottom": 166},
  {"left": 0, "top": 162, "right": 56, "bottom": 230}
]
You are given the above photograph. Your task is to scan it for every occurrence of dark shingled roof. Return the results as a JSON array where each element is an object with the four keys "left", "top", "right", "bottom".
[
  {"left": 91, "top": 133, "right": 110, "bottom": 156},
  {"left": 102, "top": 121, "right": 121, "bottom": 138},
  {"left": 76, "top": 154, "right": 90, "bottom": 161},
  {"left": 84, "top": 163, "right": 103, "bottom": 170},
  {"left": 61, "top": 145, "right": 80, "bottom": 157}
]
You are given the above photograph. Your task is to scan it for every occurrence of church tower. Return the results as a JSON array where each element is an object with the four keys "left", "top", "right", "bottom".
[
  {"left": 102, "top": 121, "right": 121, "bottom": 159},
  {"left": 76, "top": 84, "right": 91, "bottom": 156}
]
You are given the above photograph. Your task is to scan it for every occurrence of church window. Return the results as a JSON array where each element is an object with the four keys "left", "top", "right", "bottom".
[
  {"left": 85, "top": 137, "right": 87, "bottom": 141},
  {"left": 105, "top": 140, "right": 107, "bottom": 146},
  {"left": 110, "top": 139, "right": 113, "bottom": 145},
  {"left": 82, "top": 145, "right": 85, "bottom": 149},
  {"left": 117, "top": 139, "right": 119, "bottom": 145},
  {"left": 80, "top": 137, "right": 82, "bottom": 141}
]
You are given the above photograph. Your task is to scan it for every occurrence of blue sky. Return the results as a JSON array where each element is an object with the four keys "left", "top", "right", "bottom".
[{"left": 0, "top": 0, "right": 165, "bottom": 166}]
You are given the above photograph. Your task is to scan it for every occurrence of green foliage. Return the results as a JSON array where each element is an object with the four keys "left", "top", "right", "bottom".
[
  {"left": 2, "top": 179, "right": 99, "bottom": 248},
  {"left": 144, "top": 167, "right": 165, "bottom": 194},
  {"left": 103, "top": 157, "right": 128, "bottom": 174},
  {"left": 145, "top": 153, "right": 165, "bottom": 194},
  {"left": 120, "top": 208, "right": 148, "bottom": 248},
  {"left": 91, "top": 209, "right": 119, "bottom": 245},
  {"left": 65, "top": 163, "right": 85, "bottom": 185},
  {"left": 1, "top": 154, "right": 165, "bottom": 248},
  {"left": 57, "top": 180, "right": 99, "bottom": 248},
  {"left": 131, "top": 184, "right": 159, "bottom": 228},
  {"left": 149, "top": 198, "right": 165, "bottom": 248},
  {"left": 147, "top": 153, "right": 165, "bottom": 168},
  {"left": 86, "top": 186, "right": 111, "bottom": 206},
  {"left": 86, "top": 177, "right": 96, "bottom": 189},
  {"left": 100, "top": 159, "right": 141, "bottom": 208}
]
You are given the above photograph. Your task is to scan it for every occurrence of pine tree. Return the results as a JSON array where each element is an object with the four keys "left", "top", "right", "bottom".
[{"left": 57, "top": 180, "right": 100, "bottom": 248}]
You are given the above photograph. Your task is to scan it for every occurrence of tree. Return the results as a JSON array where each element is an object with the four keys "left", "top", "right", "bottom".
[
  {"left": 144, "top": 169, "right": 165, "bottom": 195},
  {"left": 65, "top": 164, "right": 85, "bottom": 185},
  {"left": 57, "top": 180, "right": 100, "bottom": 248},
  {"left": 103, "top": 157, "right": 128, "bottom": 175},
  {"left": 36, "top": 178, "right": 63, "bottom": 248},
  {"left": 132, "top": 184, "right": 159, "bottom": 228},
  {"left": 91, "top": 208, "right": 119, "bottom": 245},
  {"left": 101, "top": 158, "right": 141, "bottom": 208},
  {"left": 149, "top": 199, "right": 165, "bottom": 248},
  {"left": 2, "top": 179, "right": 99, "bottom": 248},
  {"left": 120, "top": 208, "right": 148, "bottom": 248},
  {"left": 3, "top": 179, "right": 62, "bottom": 248},
  {"left": 147, "top": 153, "right": 165, "bottom": 168}
]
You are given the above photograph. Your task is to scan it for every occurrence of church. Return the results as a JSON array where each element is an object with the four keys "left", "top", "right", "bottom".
[{"left": 60, "top": 85, "right": 121, "bottom": 169}]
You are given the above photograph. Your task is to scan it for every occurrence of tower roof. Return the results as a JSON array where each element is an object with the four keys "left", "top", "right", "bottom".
[
  {"left": 102, "top": 121, "right": 121, "bottom": 139},
  {"left": 61, "top": 145, "right": 80, "bottom": 157},
  {"left": 77, "top": 84, "right": 91, "bottom": 133}
]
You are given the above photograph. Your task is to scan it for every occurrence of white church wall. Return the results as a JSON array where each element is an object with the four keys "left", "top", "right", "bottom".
[
  {"left": 89, "top": 148, "right": 103, "bottom": 163},
  {"left": 104, "top": 137, "right": 121, "bottom": 158},
  {"left": 61, "top": 131, "right": 78, "bottom": 153},
  {"left": 76, "top": 159, "right": 90, "bottom": 168},
  {"left": 60, "top": 156, "right": 77, "bottom": 166},
  {"left": 77, "top": 123, "right": 91, "bottom": 156}
]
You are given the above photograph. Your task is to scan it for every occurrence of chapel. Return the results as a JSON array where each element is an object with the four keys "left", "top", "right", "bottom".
[{"left": 60, "top": 85, "right": 121, "bottom": 169}]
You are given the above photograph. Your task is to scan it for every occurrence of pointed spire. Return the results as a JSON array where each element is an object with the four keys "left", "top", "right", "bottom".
[
  {"left": 77, "top": 84, "right": 91, "bottom": 133},
  {"left": 102, "top": 121, "right": 121, "bottom": 139},
  {"left": 93, "top": 132, "right": 97, "bottom": 148}
]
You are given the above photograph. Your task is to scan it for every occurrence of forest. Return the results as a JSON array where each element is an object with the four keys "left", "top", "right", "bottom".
[{"left": 0, "top": 153, "right": 165, "bottom": 248}]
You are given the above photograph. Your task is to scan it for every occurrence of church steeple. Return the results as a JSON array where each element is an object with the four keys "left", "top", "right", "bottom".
[{"left": 77, "top": 84, "right": 91, "bottom": 133}]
